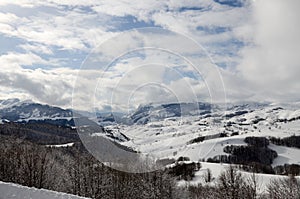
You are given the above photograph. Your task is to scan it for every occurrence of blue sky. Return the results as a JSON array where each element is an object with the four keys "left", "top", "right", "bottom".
[{"left": 0, "top": 0, "right": 299, "bottom": 111}]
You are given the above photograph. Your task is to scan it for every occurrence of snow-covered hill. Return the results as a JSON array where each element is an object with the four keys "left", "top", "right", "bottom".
[
  {"left": 1, "top": 99, "right": 300, "bottom": 193},
  {"left": 2, "top": 99, "right": 300, "bottom": 172},
  {"left": 0, "top": 181, "right": 89, "bottom": 199},
  {"left": 0, "top": 99, "right": 74, "bottom": 126},
  {"left": 3, "top": 99, "right": 299, "bottom": 166},
  {"left": 178, "top": 162, "right": 300, "bottom": 194},
  {"left": 100, "top": 102, "right": 300, "bottom": 166},
  {"left": 128, "top": 102, "right": 214, "bottom": 124}
]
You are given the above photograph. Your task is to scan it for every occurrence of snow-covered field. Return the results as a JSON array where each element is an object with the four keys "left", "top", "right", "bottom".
[
  {"left": 1, "top": 99, "right": 300, "bottom": 195},
  {"left": 46, "top": 142, "right": 75, "bottom": 147},
  {"left": 63, "top": 102, "right": 300, "bottom": 193},
  {"left": 178, "top": 162, "right": 298, "bottom": 194},
  {"left": 101, "top": 103, "right": 300, "bottom": 170},
  {"left": 0, "top": 181, "right": 89, "bottom": 199},
  {"left": 99, "top": 103, "right": 300, "bottom": 192}
]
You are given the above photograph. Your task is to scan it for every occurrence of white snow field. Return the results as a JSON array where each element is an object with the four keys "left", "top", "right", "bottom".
[
  {"left": 0, "top": 181, "right": 90, "bottom": 199},
  {"left": 178, "top": 162, "right": 300, "bottom": 194},
  {"left": 99, "top": 102, "right": 300, "bottom": 192},
  {"left": 103, "top": 103, "right": 300, "bottom": 164}
]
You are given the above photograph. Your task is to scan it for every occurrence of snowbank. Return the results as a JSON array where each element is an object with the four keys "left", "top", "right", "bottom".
[{"left": 0, "top": 181, "right": 90, "bottom": 199}]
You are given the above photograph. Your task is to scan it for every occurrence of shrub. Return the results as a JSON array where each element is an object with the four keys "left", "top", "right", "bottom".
[
  {"left": 244, "top": 136, "right": 269, "bottom": 147},
  {"left": 223, "top": 145, "right": 277, "bottom": 165},
  {"left": 168, "top": 162, "right": 201, "bottom": 181}
]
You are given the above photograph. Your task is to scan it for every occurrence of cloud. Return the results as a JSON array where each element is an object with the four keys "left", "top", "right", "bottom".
[
  {"left": 236, "top": 0, "right": 300, "bottom": 102},
  {"left": 73, "top": 30, "right": 225, "bottom": 112},
  {"left": 0, "top": 67, "right": 77, "bottom": 107},
  {"left": 0, "top": 4, "right": 114, "bottom": 52},
  {"left": 18, "top": 43, "right": 53, "bottom": 55},
  {"left": 0, "top": 51, "right": 78, "bottom": 107},
  {"left": 0, "top": 52, "right": 48, "bottom": 69},
  {"left": 1, "top": 0, "right": 298, "bottom": 111}
]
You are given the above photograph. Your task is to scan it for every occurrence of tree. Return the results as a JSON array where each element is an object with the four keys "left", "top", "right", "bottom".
[
  {"left": 267, "top": 175, "right": 300, "bottom": 199},
  {"left": 246, "top": 172, "right": 261, "bottom": 199},
  {"left": 217, "top": 165, "right": 256, "bottom": 199},
  {"left": 188, "top": 184, "right": 217, "bottom": 199},
  {"left": 203, "top": 168, "right": 213, "bottom": 183},
  {"left": 20, "top": 144, "right": 51, "bottom": 188}
]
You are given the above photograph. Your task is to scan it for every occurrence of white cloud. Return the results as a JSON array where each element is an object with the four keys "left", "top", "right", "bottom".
[
  {"left": 74, "top": 33, "right": 225, "bottom": 112},
  {"left": 237, "top": 0, "right": 300, "bottom": 102},
  {"left": 0, "top": 0, "right": 38, "bottom": 7},
  {"left": 0, "top": 6, "right": 114, "bottom": 52},
  {"left": 0, "top": 67, "right": 78, "bottom": 107},
  {"left": 1, "top": 0, "right": 298, "bottom": 111},
  {"left": 19, "top": 43, "right": 53, "bottom": 55},
  {"left": 91, "top": 0, "right": 165, "bottom": 21},
  {"left": 0, "top": 52, "right": 48, "bottom": 70},
  {"left": 0, "top": 12, "right": 20, "bottom": 23}
]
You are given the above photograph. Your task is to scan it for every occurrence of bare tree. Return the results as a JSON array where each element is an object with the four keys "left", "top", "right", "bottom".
[
  {"left": 217, "top": 165, "right": 256, "bottom": 199},
  {"left": 188, "top": 184, "right": 217, "bottom": 199},
  {"left": 245, "top": 172, "right": 261, "bottom": 199},
  {"left": 20, "top": 144, "right": 51, "bottom": 188},
  {"left": 267, "top": 175, "right": 300, "bottom": 199},
  {"left": 203, "top": 168, "right": 213, "bottom": 183}
]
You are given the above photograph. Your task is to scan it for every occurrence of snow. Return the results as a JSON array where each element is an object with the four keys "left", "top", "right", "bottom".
[
  {"left": 2, "top": 100, "right": 300, "bottom": 195},
  {"left": 0, "top": 181, "right": 90, "bottom": 199},
  {"left": 46, "top": 142, "right": 74, "bottom": 147},
  {"left": 0, "top": 98, "right": 73, "bottom": 124},
  {"left": 178, "top": 162, "right": 299, "bottom": 194},
  {"left": 269, "top": 144, "right": 300, "bottom": 166},
  {"left": 0, "top": 99, "right": 30, "bottom": 109},
  {"left": 98, "top": 103, "right": 300, "bottom": 175},
  {"left": 17, "top": 101, "right": 300, "bottom": 194},
  {"left": 17, "top": 117, "right": 74, "bottom": 123}
]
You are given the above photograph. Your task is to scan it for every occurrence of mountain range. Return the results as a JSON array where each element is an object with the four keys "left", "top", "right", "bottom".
[
  {"left": 1, "top": 98, "right": 300, "bottom": 167},
  {"left": 0, "top": 98, "right": 74, "bottom": 126}
]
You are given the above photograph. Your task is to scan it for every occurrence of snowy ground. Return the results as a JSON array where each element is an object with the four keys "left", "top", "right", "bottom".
[
  {"left": 178, "top": 162, "right": 299, "bottom": 194},
  {"left": 100, "top": 103, "right": 300, "bottom": 192},
  {"left": 103, "top": 105, "right": 300, "bottom": 165},
  {"left": 0, "top": 181, "right": 90, "bottom": 199},
  {"left": 46, "top": 142, "right": 75, "bottom": 147}
]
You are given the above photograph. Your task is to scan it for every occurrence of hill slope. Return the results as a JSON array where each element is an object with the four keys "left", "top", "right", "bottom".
[
  {"left": 101, "top": 102, "right": 300, "bottom": 167},
  {"left": 0, "top": 99, "right": 74, "bottom": 126},
  {"left": 0, "top": 181, "right": 89, "bottom": 199}
]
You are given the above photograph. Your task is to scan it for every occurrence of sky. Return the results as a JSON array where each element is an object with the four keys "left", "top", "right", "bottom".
[{"left": 0, "top": 0, "right": 299, "bottom": 112}]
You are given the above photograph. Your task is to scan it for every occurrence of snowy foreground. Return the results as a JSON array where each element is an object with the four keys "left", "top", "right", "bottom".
[
  {"left": 0, "top": 181, "right": 90, "bottom": 199},
  {"left": 178, "top": 162, "right": 297, "bottom": 193}
]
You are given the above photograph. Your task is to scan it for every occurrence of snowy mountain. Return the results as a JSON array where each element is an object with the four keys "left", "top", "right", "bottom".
[
  {"left": 0, "top": 98, "right": 74, "bottom": 126},
  {"left": 1, "top": 99, "right": 300, "bottom": 194},
  {"left": 99, "top": 101, "right": 300, "bottom": 168},
  {"left": 128, "top": 102, "right": 214, "bottom": 124},
  {"left": 95, "top": 102, "right": 216, "bottom": 126},
  {"left": 2, "top": 98, "right": 300, "bottom": 169},
  {"left": 96, "top": 102, "right": 269, "bottom": 125}
]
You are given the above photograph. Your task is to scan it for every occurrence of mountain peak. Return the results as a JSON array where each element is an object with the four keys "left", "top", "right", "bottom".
[{"left": 0, "top": 98, "right": 73, "bottom": 126}]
